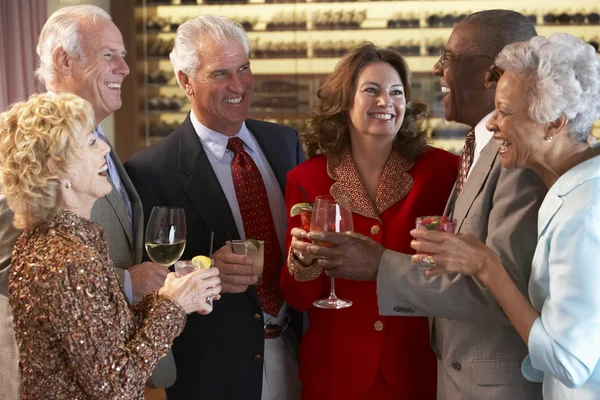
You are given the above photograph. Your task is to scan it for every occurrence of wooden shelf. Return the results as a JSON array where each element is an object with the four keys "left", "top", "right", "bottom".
[
  {"left": 123, "top": 0, "right": 600, "bottom": 155},
  {"left": 141, "top": 56, "right": 441, "bottom": 73}
]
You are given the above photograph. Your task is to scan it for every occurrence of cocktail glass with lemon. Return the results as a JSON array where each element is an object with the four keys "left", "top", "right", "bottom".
[
  {"left": 226, "top": 239, "right": 264, "bottom": 284},
  {"left": 174, "top": 255, "right": 215, "bottom": 307},
  {"left": 290, "top": 202, "right": 312, "bottom": 232}
]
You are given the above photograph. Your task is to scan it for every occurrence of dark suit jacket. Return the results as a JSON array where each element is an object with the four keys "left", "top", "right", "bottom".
[{"left": 125, "top": 115, "right": 305, "bottom": 400}]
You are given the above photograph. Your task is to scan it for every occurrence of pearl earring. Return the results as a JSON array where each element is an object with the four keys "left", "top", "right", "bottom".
[
  {"left": 544, "top": 136, "right": 553, "bottom": 142},
  {"left": 64, "top": 181, "right": 72, "bottom": 189}
]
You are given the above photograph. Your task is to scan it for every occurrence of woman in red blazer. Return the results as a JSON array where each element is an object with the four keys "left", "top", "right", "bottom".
[{"left": 280, "top": 43, "right": 459, "bottom": 399}]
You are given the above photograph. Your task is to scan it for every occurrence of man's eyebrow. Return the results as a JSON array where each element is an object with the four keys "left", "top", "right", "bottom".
[{"left": 106, "top": 47, "right": 127, "bottom": 56}]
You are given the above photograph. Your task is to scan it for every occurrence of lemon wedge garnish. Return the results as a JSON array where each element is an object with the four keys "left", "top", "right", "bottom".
[
  {"left": 290, "top": 202, "right": 311, "bottom": 217},
  {"left": 191, "top": 255, "right": 212, "bottom": 270},
  {"left": 245, "top": 239, "right": 261, "bottom": 251}
]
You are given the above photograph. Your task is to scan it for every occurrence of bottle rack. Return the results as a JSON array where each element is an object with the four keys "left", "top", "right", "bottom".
[{"left": 134, "top": 0, "right": 600, "bottom": 150}]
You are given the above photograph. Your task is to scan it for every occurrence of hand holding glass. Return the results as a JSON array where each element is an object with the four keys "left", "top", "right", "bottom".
[
  {"left": 415, "top": 215, "right": 456, "bottom": 256},
  {"left": 226, "top": 240, "right": 264, "bottom": 284},
  {"left": 311, "top": 195, "right": 353, "bottom": 309},
  {"left": 174, "top": 259, "right": 216, "bottom": 308}
]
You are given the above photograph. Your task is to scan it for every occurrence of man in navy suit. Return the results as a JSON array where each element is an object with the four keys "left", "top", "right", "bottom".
[{"left": 125, "top": 15, "right": 304, "bottom": 400}]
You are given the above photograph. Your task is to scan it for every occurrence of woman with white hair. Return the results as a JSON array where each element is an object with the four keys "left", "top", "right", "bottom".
[
  {"left": 0, "top": 93, "right": 221, "bottom": 399},
  {"left": 411, "top": 32, "right": 600, "bottom": 399}
]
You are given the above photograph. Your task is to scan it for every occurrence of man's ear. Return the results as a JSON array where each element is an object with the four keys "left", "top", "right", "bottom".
[
  {"left": 52, "top": 47, "right": 72, "bottom": 76},
  {"left": 484, "top": 65, "right": 502, "bottom": 90},
  {"left": 177, "top": 71, "right": 193, "bottom": 96},
  {"left": 545, "top": 115, "right": 568, "bottom": 138}
]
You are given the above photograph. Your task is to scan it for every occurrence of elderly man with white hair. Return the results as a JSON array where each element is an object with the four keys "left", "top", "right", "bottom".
[
  {"left": 125, "top": 14, "right": 304, "bottom": 400},
  {"left": 0, "top": 5, "right": 176, "bottom": 398}
]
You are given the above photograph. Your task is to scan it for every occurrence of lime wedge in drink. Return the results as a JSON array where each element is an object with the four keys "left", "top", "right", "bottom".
[
  {"left": 246, "top": 239, "right": 261, "bottom": 251},
  {"left": 290, "top": 202, "right": 311, "bottom": 217},
  {"left": 191, "top": 255, "right": 212, "bottom": 270}
]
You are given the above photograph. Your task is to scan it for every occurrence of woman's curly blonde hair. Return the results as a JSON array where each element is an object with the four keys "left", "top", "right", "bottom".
[
  {"left": 0, "top": 93, "right": 95, "bottom": 229},
  {"left": 303, "top": 42, "right": 428, "bottom": 163}
]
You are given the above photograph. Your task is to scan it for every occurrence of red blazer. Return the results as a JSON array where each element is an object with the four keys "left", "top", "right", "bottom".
[{"left": 281, "top": 147, "right": 458, "bottom": 399}]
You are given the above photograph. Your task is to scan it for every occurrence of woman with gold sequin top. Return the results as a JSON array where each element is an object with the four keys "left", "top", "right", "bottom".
[
  {"left": 0, "top": 93, "right": 221, "bottom": 399},
  {"left": 280, "top": 43, "right": 458, "bottom": 399}
]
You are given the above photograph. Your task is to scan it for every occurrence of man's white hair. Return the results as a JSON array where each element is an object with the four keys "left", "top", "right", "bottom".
[
  {"left": 35, "top": 5, "right": 112, "bottom": 86},
  {"left": 170, "top": 15, "right": 249, "bottom": 89}
]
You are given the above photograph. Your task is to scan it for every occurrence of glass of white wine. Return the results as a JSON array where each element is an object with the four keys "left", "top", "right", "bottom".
[{"left": 145, "top": 206, "right": 186, "bottom": 267}]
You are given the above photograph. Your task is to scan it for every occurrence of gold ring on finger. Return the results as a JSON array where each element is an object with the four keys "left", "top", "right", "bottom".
[{"left": 422, "top": 255, "right": 435, "bottom": 265}]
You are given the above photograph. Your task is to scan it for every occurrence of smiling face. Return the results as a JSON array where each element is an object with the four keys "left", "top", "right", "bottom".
[
  {"left": 183, "top": 37, "right": 253, "bottom": 136},
  {"left": 66, "top": 18, "right": 129, "bottom": 125},
  {"left": 433, "top": 22, "right": 495, "bottom": 127},
  {"left": 347, "top": 62, "right": 406, "bottom": 141},
  {"left": 66, "top": 131, "right": 113, "bottom": 208},
  {"left": 486, "top": 71, "right": 547, "bottom": 169}
]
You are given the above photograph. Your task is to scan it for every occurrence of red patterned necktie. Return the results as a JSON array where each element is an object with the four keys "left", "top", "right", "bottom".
[
  {"left": 227, "top": 137, "right": 284, "bottom": 316},
  {"left": 455, "top": 129, "right": 476, "bottom": 196}
]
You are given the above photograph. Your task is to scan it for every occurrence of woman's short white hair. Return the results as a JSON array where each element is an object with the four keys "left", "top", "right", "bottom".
[
  {"left": 170, "top": 15, "right": 249, "bottom": 88},
  {"left": 495, "top": 33, "right": 600, "bottom": 142},
  {"left": 35, "top": 5, "right": 112, "bottom": 86}
]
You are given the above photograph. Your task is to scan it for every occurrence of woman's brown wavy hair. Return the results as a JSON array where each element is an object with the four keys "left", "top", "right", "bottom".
[{"left": 303, "top": 42, "right": 428, "bottom": 162}]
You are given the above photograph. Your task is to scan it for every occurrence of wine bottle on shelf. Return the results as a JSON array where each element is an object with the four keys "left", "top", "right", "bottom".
[
  {"left": 543, "top": 11, "right": 558, "bottom": 24},
  {"left": 588, "top": 11, "right": 600, "bottom": 24},
  {"left": 558, "top": 11, "right": 572, "bottom": 25},
  {"left": 408, "top": 12, "right": 420, "bottom": 28},
  {"left": 426, "top": 13, "right": 441, "bottom": 27},
  {"left": 441, "top": 13, "right": 454, "bottom": 27}
]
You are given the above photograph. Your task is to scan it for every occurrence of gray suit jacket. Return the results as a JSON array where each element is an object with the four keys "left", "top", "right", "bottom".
[
  {"left": 377, "top": 139, "right": 547, "bottom": 399},
  {"left": 0, "top": 140, "right": 174, "bottom": 399}
]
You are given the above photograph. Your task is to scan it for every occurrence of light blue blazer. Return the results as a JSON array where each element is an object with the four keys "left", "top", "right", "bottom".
[{"left": 522, "top": 152, "right": 600, "bottom": 399}]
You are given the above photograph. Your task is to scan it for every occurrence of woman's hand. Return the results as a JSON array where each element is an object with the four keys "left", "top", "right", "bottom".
[
  {"left": 159, "top": 268, "right": 222, "bottom": 315},
  {"left": 409, "top": 229, "right": 501, "bottom": 282},
  {"left": 290, "top": 227, "right": 317, "bottom": 267}
]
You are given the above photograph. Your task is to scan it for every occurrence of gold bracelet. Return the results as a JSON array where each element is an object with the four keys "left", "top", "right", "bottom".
[{"left": 287, "top": 246, "right": 323, "bottom": 282}]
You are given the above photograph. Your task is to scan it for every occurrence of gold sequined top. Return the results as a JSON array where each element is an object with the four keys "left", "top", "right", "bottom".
[{"left": 9, "top": 211, "right": 186, "bottom": 399}]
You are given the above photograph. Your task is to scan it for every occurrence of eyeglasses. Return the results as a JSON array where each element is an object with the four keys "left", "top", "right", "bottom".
[{"left": 438, "top": 49, "right": 495, "bottom": 68}]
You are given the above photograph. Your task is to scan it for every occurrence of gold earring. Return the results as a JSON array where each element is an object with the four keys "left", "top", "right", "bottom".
[
  {"left": 544, "top": 136, "right": 553, "bottom": 142},
  {"left": 64, "top": 181, "right": 72, "bottom": 189}
]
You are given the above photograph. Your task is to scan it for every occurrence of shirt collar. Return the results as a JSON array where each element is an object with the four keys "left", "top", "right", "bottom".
[
  {"left": 189, "top": 111, "right": 254, "bottom": 162},
  {"left": 95, "top": 124, "right": 106, "bottom": 141},
  {"left": 473, "top": 111, "right": 494, "bottom": 153},
  {"left": 548, "top": 147, "right": 600, "bottom": 198},
  {"left": 327, "top": 148, "right": 414, "bottom": 220}
]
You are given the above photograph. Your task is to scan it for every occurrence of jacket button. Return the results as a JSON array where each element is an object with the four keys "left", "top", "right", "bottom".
[
  {"left": 253, "top": 313, "right": 261, "bottom": 320},
  {"left": 254, "top": 354, "right": 263, "bottom": 360},
  {"left": 452, "top": 360, "right": 462, "bottom": 371},
  {"left": 374, "top": 320, "right": 384, "bottom": 331},
  {"left": 370, "top": 225, "right": 380, "bottom": 235}
]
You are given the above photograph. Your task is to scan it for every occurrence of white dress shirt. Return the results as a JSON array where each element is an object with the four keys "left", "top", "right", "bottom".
[
  {"left": 190, "top": 112, "right": 288, "bottom": 323},
  {"left": 467, "top": 111, "right": 495, "bottom": 179}
]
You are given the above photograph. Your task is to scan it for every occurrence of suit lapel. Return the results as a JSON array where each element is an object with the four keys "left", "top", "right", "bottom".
[
  {"left": 453, "top": 140, "right": 500, "bottom": 230},
  {"left": 177, "top": 117, "right": 261, "bottom": 307},
  {"left": 110, "top": 149, "right": 144, "bottom": 265},
  {"left": 104, "top": 147, "right": 135, "bottom": 251},
  {"left": 246, "top": 119, "right": 287, "bottom": 194}
]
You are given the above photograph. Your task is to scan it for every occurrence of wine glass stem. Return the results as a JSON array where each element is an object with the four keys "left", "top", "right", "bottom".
[{"left": 328, "top": 277, "right": 339, "bottom": 301}]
